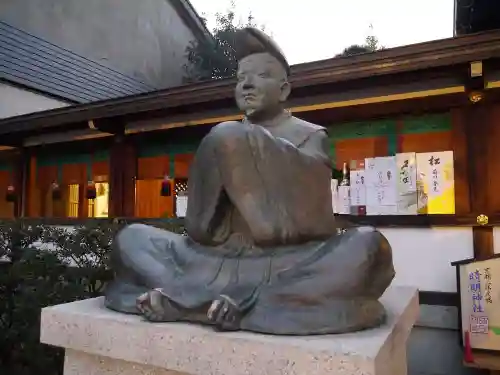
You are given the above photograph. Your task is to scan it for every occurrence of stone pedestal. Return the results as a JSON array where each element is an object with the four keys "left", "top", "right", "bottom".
[{"left": 40, "top": 286, "right": 418, "bottom": 375}]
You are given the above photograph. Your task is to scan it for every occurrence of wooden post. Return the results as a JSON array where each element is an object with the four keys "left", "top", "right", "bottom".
[
  {"left": 109, "top": 135, "right": 136, "bottom": 217},
  {"left": 122, "top": 142, "right": 137, "bottom": 217},
  {"left": 450, "top": 108, "right": 470, "bottom": 215},
  {"left": 464, "top": 102, "right": 494, "bottom": 260},
  {"left": 78, "top": 183, "right": 88, "bottom": 218},
  {"left": 12, "top": 148, "right": 29, "bottom": 218},
  {"left": 25, "top": 153, "right": 39, "bottom": 217}
]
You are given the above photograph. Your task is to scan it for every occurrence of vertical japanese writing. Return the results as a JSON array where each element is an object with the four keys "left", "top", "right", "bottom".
[
  {"left": 350, "top": 170, "right": 366, "bottom": 206},
  {"left": 469, "top": 269, "right": 484, "bottom": 313},
  {"left": 484, "top": 267, "right": 493, "bottom": 304},
  {"left": 429, "top": 156, "right": 441, "bottom": 194},
  {"left": 400, "top": 159, "right": 410, "bottom": 185}
]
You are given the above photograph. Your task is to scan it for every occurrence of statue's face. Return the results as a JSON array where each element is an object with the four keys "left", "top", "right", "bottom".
[{"left": 235, "top": 53, "right": 290, "bottom": 117}]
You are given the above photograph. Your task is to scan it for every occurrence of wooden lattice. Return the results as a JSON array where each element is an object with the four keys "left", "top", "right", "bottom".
[{"left": 175, "top": 179, "right": 188, "bottom": 196}]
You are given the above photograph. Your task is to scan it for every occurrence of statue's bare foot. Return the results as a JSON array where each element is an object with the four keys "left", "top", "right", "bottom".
[
  {"left": 207, "top": 295, "right": 242, "bottom": 331},
  {"left": 137, "top": 288, "right": 178, "bottom": 322}
]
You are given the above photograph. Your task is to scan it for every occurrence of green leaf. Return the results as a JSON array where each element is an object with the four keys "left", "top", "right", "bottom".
[
  {"left": 182, "top": 1, "right": 263, "bottom": 82},
  {"left": 0, "top": 218, "right": 190, "bottom": 374}
]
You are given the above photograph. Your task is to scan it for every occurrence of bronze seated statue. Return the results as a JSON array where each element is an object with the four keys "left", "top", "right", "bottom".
[{"left": 104, "top": 28, "right": 395, "bottom": 335}]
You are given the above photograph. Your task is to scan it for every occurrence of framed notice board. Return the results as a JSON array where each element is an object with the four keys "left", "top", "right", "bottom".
[{"left": 453, "top": 256, "right": 500, "bottom": 351}]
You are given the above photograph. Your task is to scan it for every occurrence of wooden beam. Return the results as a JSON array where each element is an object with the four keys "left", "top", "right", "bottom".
[
  {"left": 338, "top": 213, "right": 500, "bottom": 227},
  {"left": 125, "top": 85, "right": 466, "bottom": 134},
  {"left": 2, "top": 29, "right": 500, "bottom": 132}
]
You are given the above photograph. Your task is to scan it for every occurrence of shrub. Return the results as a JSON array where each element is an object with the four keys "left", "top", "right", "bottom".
[{"left": 0, "top": 218, "right": 185, "bottom": 375}]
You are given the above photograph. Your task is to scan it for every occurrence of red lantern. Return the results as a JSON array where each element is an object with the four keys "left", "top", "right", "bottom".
[
  {"left": 86, "top": 181, "right": 97, "bottom": 200},
  {"left": 5, "top": 185, "right": 16, "bottom": 202},
  {"left": 160, "top": 176, "right": 172, "bottom": 197},
  {"left": 51, "top": 181, "right": 62, "bottom": 201}
]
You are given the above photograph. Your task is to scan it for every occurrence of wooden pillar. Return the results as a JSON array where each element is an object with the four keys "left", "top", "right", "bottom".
[
  {"left": 450, "top": 109, "right": 470, "bottom": 215},
  {"left": 464, "top": 102, "right": 494, "bottom": 260},
  {"left": 122, "top": 143, "right": 137, "bottom": 217},
  {"left": 12, "top": 148, "right": 29, "bottom": 218},
  {"left": 78, "top": 183, "right": 88, "bottom": 218},
  {"left": 109, "top": 135, "right": 137, "bottom": 217},
  {"left": 24, "top": 153, "right": 40, "bottom": 217}
]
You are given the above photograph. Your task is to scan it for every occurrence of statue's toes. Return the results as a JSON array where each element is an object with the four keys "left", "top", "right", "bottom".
[
  {"left": 207, "top": 299, "right": 223, "bottom": 322},
  {"left": 217, "top": 303, "right": 241, "bottom": 331},
  {"left": 142, "top": 308, "right": 164, "bottom": 322},
  {"left": 136, "top": 292, "right": 148, "bottom": 307}
]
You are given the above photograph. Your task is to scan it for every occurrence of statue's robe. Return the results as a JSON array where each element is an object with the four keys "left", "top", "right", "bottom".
[
  {"left": 186, "top": 111, "right": 337, "bottom": 247},
  {"left": 105, "top": 112, "right": 395, "bottom": 335}
]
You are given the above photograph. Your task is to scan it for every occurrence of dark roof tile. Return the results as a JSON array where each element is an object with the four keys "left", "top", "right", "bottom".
[{"left": 0, "top": 21, "right": 157, "bottom": 103}]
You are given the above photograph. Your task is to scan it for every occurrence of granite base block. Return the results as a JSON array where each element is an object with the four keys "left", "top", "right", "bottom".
[{"left": 40, "top": 286, "right": 419, "bottom": 375}]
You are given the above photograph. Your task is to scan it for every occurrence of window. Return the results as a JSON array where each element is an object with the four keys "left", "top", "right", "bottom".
[
  {"left": 88, "top": 182, "right": 109, "bottom": 218},
  {"left": 67, "top": 184, "right": 79, "bottom": 218}
]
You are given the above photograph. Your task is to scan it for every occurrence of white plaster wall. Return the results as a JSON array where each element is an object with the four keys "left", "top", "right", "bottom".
[
  {"left": 0, "top": 82, "right": 70, "bottom": 118},
  {"left": 493, "top": 227, "right": 500, "bottom": 254},
  {"left": 380, "top": 227, "right": 474, "bottom": 292},
  {"left": 11, "top": 223, "right": 475, "bottom": 293}
]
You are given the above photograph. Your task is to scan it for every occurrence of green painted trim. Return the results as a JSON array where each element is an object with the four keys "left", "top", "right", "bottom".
[
  {"left": 137, "top": 144, "right": 166, "bottom": 158},
  {"left": 38, "top": 154, "right": 89, "bottom": 167},
  {"left": 387, "top": 131, "right": 397, "bottom": 156},
  {"left": 328, "top": 113, "right": 450, "bottom": 159},
  {"left": 93, "top": 150, "right": 109, "bottom": 162},
  {"left": 137, "top": 143, "right": 197, "bottom": 158},
  {"left": 37, "top": 151, "right": 110, "bottom": 168},
  {"left": 0, "top": 163, "right": 11, "bottom": 172},
  {"left": 329, "top": 120, "right": 397, "bottom": 141},
  {"left": 330, "top": 141, "right": 336, "bottom": 167},
  {"left": 401, "top": 113, "right": 451, "bottom": 134},
  {"left": 137, "top": 143, "right": 197, "bottom": 177},
  {"left": 329, "top": 120, "right": 397, "bottom": 164}
]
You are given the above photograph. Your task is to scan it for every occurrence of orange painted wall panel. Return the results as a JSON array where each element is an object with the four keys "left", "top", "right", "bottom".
[
  {"left": 334, "top": 137, "right": 388, "bottom": 169},
  {"left": 137, "top": 155, "right": 170, "bottom": 180}
]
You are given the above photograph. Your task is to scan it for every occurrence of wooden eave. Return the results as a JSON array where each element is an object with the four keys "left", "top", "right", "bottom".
[{"left": 2, "top": 29, "right": 500, "bottom": 136}]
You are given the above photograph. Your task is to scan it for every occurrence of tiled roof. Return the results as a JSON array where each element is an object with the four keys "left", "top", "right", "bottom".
[{"left": 0, "top": 21, "right": 157, "bottom": 103}]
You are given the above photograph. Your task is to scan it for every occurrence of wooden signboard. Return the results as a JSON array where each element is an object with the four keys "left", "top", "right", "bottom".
[{"left": 457, "top": 257, "right": 500, "bottom": 351}]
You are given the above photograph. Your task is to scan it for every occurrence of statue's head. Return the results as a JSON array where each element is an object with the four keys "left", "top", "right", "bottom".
[{"left": 233, "top": 28, "right": 291, "bottom": 119}]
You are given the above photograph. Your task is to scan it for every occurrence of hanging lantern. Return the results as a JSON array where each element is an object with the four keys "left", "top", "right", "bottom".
[
  {"left": 86, "top": 181, "right": 97, "bottom": 200},
  {"left": 160, "top": 175, "right": 172, "bottom": 197},
  {"left": 51, "top": 181, "right": 62, "bottom": 201},
  {"left": 5, "top": 185, "right": 16, "bottom": 203}
]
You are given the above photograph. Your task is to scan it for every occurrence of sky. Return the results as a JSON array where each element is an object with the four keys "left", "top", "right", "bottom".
[{"left": 190, "top": 0, "right": 455, "bottom": 65}]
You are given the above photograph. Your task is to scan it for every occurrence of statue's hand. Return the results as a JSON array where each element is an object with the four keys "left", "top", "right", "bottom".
[
  {"left": 207, "top": 295, "right": 242, "bottom": 331},
  {"left": 137, "top": 288, "right": 170, "bottom": 322}
]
